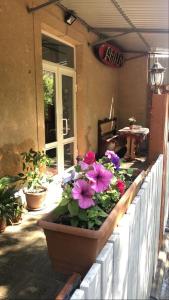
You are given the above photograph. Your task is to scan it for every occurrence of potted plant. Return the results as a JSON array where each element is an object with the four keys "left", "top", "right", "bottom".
[
  {"left": 0, "top": 176, "right": 24, "bottom": 232},
  {"left": 128, "top": 116, "right": 136, "bottom": 129},
  {"left": 11, "top": 194, "right": 24, "bottom": 224},
  {"left": 39, "top": 150, "right": 145, "bottom": 276},
  {"left": 19, "top": 149, "right": 52, "bottom": 210}
]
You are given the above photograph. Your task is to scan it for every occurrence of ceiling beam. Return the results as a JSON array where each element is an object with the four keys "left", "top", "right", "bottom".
[
  {"left": 94, "top": 28, "right": 169, "bottom": 34},
  {"left": 27, "top": 0, "right": 59, "bottom": 13},
  {"left": 90, "top": 32, "right": 129, "bottom": 47},
  {"left": 125, "top": 54, "right": 147, "bottom": 61}
]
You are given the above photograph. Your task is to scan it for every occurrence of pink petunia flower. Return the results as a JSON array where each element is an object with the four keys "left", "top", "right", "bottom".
[
  {"left": 116, "top": 179, "right": 126, "bottom": 195},
  {"left": 86, "top": 163, "right": 113, "bottom": 193},
  {"left": 72, "top": 179, "right": 95, "bottom": 209},
  {"left": 83, "top": 151, "right": 96, "bottom": 165}
]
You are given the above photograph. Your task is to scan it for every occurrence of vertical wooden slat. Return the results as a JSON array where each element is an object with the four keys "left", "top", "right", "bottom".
[
  {"left": 71, "top": 289, "right": 85, "bottom": 300},
  {"left": 108, "top": 214, "right": 130, "bottom": 299},
  {"left": 96, "top": 243, "right": 113, "bottom": 299},
  {"left": 80, "top": 263, "right": 101, "bottom": 300},
  {"left": 136, "top": 185, "right": 148, "bottom": 299},
  {"left": 126, "top": 195, "right": 141, "bottom": 299}
]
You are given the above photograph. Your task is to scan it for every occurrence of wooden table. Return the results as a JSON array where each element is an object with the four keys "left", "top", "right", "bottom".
[{"left": 118, "top": 126, "right": 149, "bottom": 160}]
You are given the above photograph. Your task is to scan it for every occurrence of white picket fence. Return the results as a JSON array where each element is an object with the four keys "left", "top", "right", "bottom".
[{"left": 71, "top": 155, "right": 164, "bottom": 300}]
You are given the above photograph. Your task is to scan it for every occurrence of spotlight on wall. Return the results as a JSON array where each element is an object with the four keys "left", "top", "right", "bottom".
[
  {"left": 150, "top": 59, "right": 165, "bottom": 94},
  {"left": 64, "top": 11, "right": 77, "bottom": 25}
]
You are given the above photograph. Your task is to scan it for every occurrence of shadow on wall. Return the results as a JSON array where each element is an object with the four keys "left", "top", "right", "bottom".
[
  {"left": 0, "top": 140, "right": 35, "bottom": 176},
  {"left": 85, "top": 125, "right": 92, "bottom": 152}
]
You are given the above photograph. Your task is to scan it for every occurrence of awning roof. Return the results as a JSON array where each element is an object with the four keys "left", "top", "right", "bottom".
[{"left": 58, "top": 0, "right": 169, "bottom": 55}]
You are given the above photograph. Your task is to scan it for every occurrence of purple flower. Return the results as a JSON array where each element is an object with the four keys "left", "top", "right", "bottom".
[
  {"left": 105, "top": 150, "right": 120, "bottom": 170},
  {"left": 86, "top": 163, "right": 113, "bottom": 193},
  {"left": 72, "top": 179, "right": 95, "bottom": 209},
  {"left": 79, "top": 161, "right": 89, "bottom": 171}
]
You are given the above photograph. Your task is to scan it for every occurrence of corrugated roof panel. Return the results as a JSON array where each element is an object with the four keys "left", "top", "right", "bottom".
[
  {"left": 61, "top": 0, "right": 130, "bottom": 28},
  {"left": 142, "top": 33, "right": 169, "bottom": 51},
  {"left": 59, "top": 0, "right": 169, "bottom": 52},
  {"left": 117, "top": 0, "right": 169, "bottom": 29},
  {"left": 111, "top": 32, "right": 148, "bottom": 52}
]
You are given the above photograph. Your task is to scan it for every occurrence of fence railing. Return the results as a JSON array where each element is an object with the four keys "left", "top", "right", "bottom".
[{"left": 71, "top": 155, "right": 163, "bottom": 300}]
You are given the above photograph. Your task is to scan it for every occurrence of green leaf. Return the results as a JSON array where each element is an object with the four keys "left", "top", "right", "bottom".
[
  {"left": 127, "top": 168, "right": 134, "bottom": 175},
  {"left": 53, "top": 205, "right": 68, "bottom": 218},
  {"left": 60, "top": 194, "right": 71, "bottom": 206},
  {"left": 88, "top": 220, "right": 95, "bottom": 229},
  {"left": 95, "top": 219, "right": 102, "bottom": 226},
  {"left": 68, "top": 201, "right": 79, "bottom": 217},
  {"left": 78, "top": 210, "right": 88, "bottom": 221},
  {"left": 98, "top": 209, "right": 108, "bottom": 218},
  {"left": 70, "top": 217, "right": 79, "bottom": 227}
]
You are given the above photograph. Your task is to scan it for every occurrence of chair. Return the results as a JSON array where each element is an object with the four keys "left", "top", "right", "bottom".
[{"left": 97, "top": 117, "right": 118, "bottom": 158}]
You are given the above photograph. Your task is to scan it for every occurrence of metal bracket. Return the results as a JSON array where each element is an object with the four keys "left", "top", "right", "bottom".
[{"left": 27, "top": 0, "right": 59, "bottom": 13}]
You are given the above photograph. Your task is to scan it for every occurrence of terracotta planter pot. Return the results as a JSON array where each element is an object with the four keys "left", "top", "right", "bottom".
[
  {"left": 38, "top": 171, "right": 146, "bottom": 276},
  {"left": 0, "top": 217, "right": 7, "bottom": 233},
  {"left": 25, "top": 188, "right": 47, "bottom": 210}
]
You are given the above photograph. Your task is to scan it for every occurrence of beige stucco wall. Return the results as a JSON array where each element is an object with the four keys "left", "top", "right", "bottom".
[
  {"left": 0, "top": 0, "right": 119, "bottom": 176},
  {"left": 117, "top": 56, "right": 148, "bottom": 129},
  {"left": 0, "top": 0, "right": 37, "bottom": 176}
]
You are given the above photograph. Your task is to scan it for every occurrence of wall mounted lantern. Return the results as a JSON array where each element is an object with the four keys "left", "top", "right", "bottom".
[
  {"left": 150, "top": 59, "right": 165, "bottom": 94},
  {"left": 64, "top": 11, "right": 77, "bottom": 25}
]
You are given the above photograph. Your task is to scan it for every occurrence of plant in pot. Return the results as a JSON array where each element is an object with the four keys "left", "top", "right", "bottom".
[
  {"left": 19, "top": 149, "right": 52, "bottom": 210},
  {"left": 39, "top": 150, "right": 145, "bottom": 276},
  {"left": 0, "top": 176, "right": 24, "bottom": 232},
  {"left": 11, "top": 194, "right": 25, "bottom": 224},
  {"left": 128, "top": 116, "right": 136, "bottom": 129}
]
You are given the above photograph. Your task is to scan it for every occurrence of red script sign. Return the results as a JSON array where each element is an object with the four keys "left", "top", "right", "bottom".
[{"left": 95, "top": 43, "right": 124, "bottom": 68}]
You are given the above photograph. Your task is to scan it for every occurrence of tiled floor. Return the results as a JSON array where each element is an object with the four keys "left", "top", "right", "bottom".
[{"left": 0, "top": 211, "right": 69, "bottom": 300}]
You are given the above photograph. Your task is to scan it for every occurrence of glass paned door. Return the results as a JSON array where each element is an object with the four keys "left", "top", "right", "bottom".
[
  {"left": 43, "top": 61, "right": 76, "bottom": 175},
  {"left": 43, "top": 70, "right": 57, "bottom": 143}
]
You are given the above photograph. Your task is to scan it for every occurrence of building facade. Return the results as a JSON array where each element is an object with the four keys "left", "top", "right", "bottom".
[{"left": 0, "top": 0, "right": 148, "bottom": 176}]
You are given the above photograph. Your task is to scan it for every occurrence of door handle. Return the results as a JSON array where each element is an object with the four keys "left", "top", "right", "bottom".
[{"left": 63, "top": 118, "right": 68, "bottom": 136}]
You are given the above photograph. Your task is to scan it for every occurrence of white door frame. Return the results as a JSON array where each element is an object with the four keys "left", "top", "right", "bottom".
[{"left": 43, "top": 60, "right": 77, "bottom": 174}]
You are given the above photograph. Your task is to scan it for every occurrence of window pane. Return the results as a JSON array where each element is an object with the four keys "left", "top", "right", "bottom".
[
  {"left": 43, "top": 70, "right": 57, "bottom": 143},
  {"left": 46, "top": 148, "right": 58, "bottom": 175},
  {"left": 64, "top": 143, "right": 74, "bottom": 169},
  {"left": 62, "top": 75, "right": 74, "bottom": 139},
  {"left": 42, "top": 34, "right": 74, "bottom": 68}
]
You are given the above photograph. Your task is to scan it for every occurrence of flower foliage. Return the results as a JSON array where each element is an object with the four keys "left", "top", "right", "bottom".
[
  {"left": 55, "top": 151, "right": 134, "bottom": 230},
  {"left": 128, "top": 116, "right": 136, "bottom": 124}
]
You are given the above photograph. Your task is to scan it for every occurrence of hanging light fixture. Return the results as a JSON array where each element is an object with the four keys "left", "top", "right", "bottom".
[
  {"left": 150, "top": 58, "right": 165, "bottom": 94},
  {"left": 64, "top": 10, "right": 77, "bottom": 25}
]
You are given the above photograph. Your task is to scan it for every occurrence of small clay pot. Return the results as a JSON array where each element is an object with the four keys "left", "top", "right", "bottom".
[{"left": 24, "top": 188, "right": 47, "bottom": 210}]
